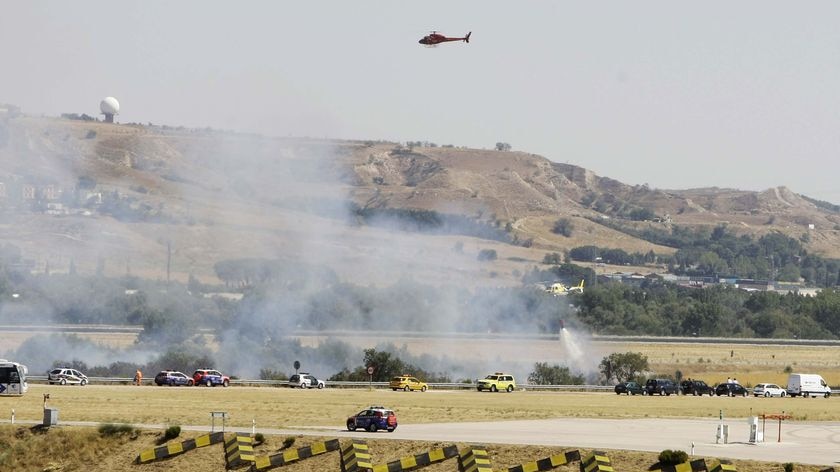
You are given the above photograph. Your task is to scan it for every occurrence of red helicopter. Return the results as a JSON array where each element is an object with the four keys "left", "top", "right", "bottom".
[{"left": 419, "top": 31, "right": 471, "bottom": 46}]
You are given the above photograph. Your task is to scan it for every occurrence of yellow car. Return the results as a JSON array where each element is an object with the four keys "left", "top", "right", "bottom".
[
  {"left": 477, "top": 372, "right": 516, "bottom": 392},
  {"left": 389, "top": 375, "right": 428, "bottom": 392}
]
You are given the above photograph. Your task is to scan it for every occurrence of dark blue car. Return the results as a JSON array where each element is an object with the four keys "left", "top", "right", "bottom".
[{"left": 346, "top": 406, "right": 397, "bottom": 432}]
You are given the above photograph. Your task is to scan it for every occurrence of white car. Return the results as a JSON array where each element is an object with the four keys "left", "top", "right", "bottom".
[
  {"left": 753, "top": 383, "right": 786, "bottom": 397},
  {"left": 48, "top": 367, "right": 88, "bottom": 386},
  {"left": 288, "top": 373, "right": 325, "bottom": 389}
]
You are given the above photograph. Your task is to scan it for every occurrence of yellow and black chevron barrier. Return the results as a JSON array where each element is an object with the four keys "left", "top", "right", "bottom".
[
  {"left": 341, "top": 439, "right": 373, "bottom": 472},
  {"left": 250, "top": 438, "right": 341, "bottom": 471},
  {"left": 370, "top": 444, "right": 459, "bottom": 472},
  {"left": 135, "top": 431, "right": 225, "bottom": 464},
  {"left": 580, "top": 451, "right": 613, "bottom": 472},
  {"left": 651, "top": 459, "right": 708, "bottom": 472},
  {"left": 709, "top": 460, "right": 736, "bottom": 472},
  {"left": 225, "top": 433, "right": 257, "bottom": 469},
  {"left": 508, "top": 449, "right": 581, "bottom": 472},
  {"left": 458, "top": 445, "right": 493, "bottom": 472}
]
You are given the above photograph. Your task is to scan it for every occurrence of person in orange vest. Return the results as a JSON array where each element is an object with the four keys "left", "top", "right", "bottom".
[{"left": 134, "top": 369, "right": 143, "bottom": 386}]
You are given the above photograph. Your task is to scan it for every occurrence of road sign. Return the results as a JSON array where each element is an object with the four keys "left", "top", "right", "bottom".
[{"left": 367, "top": 366, "right": 374, "bottom": 375}]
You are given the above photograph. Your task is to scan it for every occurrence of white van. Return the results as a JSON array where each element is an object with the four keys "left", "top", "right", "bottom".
[{"left": 786, "top": 373, "right": 831, "bottom": 398}]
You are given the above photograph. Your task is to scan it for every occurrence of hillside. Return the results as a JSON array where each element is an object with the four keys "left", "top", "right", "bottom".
[{"left": 1, "top": 115, "right": 838, "bottom": 287}]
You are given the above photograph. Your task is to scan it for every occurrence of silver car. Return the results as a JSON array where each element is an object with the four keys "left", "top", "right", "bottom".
[
  {"left": 48, "top": 367, "right": 88, "bottom": 386},
  {"left": 289, "top": 373, "right": 325, "bottom": 389},
  {"left": 753, "top": 383, "right": 786, "bottom": 397}
]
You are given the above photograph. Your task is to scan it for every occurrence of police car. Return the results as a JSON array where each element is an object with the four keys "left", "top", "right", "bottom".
[
  {"left": 154, "top": 370, "right": 194, "bottom": 386},
  {"left": 47, "top": 367, "right": 88, "bottom": 386},
  {"left": 192, "top": 369, "right": 231, "bottom": 387}
]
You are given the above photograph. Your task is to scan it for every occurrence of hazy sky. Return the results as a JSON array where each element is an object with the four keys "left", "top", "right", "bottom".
[{"left": 3, "top": 2, "right": 839, "bottom": 203}]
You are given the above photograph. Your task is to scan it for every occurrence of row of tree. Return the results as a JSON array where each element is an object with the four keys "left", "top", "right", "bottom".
[
  {"left": 575, "top": 280, "right": 840, "bottom": 339},
  {"left": 570, "top": 222, "right": 840, "bottom": 287}
]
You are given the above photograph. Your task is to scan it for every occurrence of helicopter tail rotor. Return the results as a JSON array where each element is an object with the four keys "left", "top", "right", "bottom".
[{"left": 465, "top": 32, "right": 471, "bottom": 43}]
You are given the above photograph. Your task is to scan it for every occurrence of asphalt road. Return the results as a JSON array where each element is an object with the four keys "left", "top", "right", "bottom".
[
  {"left": 364, "top": 417, "right": 840, "bottom": 467},
  {"left": 6, "top": 417, "right": 839, "bottom": 467}
]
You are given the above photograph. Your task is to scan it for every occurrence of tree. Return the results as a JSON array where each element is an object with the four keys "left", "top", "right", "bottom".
[
  {"left": 543, "top": 253, "right": 563, "bottom": 265},
  {"left": 495, "top": 142, "right": 511, "bottom": 151},
  {"left": 569, "top": 246, "right": 598, "bottom": 262},
  {"left": 552, "top": 218, "right": 574, "bottom": 237},
  {"left": 599, "top": 352, "right": 649, "bottom": 383},
  {"left": 477, "top": 249, "right": 497, "bottom": 261},
  {"left": 528, "top": 362, "right": 585, "bottom": 385}
]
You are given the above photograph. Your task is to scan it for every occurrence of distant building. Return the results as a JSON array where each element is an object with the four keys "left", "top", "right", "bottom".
[
  {"left": 21, "top": 184, "right": 36, "bottom": 200},
  {"left": 736, "top": 279, "right": 773, "bottom": 292},
  {"left": 43, "top": 184, "right": 62, "bottom": 201}
]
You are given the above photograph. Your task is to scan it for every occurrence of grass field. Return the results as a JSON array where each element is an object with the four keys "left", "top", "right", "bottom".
[
  {"left": 3, "top": 384, "right": 837, "bottom": 428},
  {"left": 2, "top": 383, "right": 836, "bottom": 471}
]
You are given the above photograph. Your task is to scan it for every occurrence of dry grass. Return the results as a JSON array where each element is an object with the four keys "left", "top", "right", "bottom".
[
  {"left": 8, "top": 384, "right": 840, "bottom": 428},
  {"left": 5, "top": 330, "right": 840, "bottom": 387},
  {"left": 608, "top": 341, "right": 840, "bottom": 387},
  {"left": 0, "top": 426, "right": 827, "bottom": 472}
]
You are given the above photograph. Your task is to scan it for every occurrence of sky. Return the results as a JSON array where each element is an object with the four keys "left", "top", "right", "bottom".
[{"left": 2, "top": 1, "right": 840, "bottom": 203}]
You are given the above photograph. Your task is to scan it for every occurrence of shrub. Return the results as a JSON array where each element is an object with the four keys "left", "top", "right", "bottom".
[
  {"left": 477, "top": 249, "right": 497, "bottom": 261},
  {"left": 784, "top": 463, "right": 794, "bottom": 472},
  {"left": 282, "top": 437, "right": 296, "bottom": 449},
  {"left": 543, "top": 253, "right": 563, "bottom": 265},
  {"left": 260, "top": 369, "right": 288, "bottom": 381},
  {"left": 98, "top": 423, "right": 136, "bottom": 436},
  {"left": 552, "top": 218, "right": 574, "bottom": 237},
  {"left": 528, "top": 363, "right": 585, "bottom": 385},
  {"left": 164, "top": 425, "right": 181, "bottom": 441},
  {"left": 657, "top": 449, "right": 688, "bottom": 466},
  {"left": 254, "top": 433, "right": 265, "bottom": 445}
]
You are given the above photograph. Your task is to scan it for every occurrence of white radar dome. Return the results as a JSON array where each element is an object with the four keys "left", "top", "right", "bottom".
[{"left": 100, "top": 97, "right": 120, "bottom": 115}]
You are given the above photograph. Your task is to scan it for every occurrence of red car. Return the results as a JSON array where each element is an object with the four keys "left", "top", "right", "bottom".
[{"left": 192, "top": 369, "right": 230, "bottom": 387}]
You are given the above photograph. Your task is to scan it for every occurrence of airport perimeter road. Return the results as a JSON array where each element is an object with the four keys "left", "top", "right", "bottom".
[
  {"left": 5, "top": 417, "right": 839, "bottom": 467},
  {"left": 351, "top": 417, "right": 840, "bottom": 467}
]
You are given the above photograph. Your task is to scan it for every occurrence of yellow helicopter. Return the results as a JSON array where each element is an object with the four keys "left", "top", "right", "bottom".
[{"left": 546, "top": 279, "right": 585, "bottom": 296}]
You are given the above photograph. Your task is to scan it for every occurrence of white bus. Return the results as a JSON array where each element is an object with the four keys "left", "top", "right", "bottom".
[{"left": 0, "top": 359, "right": 29, "bottom": 395}]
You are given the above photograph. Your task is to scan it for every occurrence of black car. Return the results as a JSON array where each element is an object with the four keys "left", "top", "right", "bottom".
[
  {"left": 680, "top": 379, "right": 714, "bottom": 396},
  {"left": 714, "top": 382, "right": 748, "bottom": 397},
  {"left": 614, "top": 381, "right": 644, "bottom": 395},
  {"left": 645, "top": 378, "right": 678, "bottom": 396}
]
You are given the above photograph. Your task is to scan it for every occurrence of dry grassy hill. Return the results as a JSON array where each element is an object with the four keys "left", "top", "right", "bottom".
[{"left": 1, "top": 115, "right": 838, "bottom": 287}]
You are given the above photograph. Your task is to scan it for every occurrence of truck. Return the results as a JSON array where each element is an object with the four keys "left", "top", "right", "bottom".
[{"left": 786, "top": 373, "right": 831, "bottom": 398}]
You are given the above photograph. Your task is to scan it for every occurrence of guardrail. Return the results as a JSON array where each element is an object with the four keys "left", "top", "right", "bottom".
[
  {"left": 26, "top": 375, "right": 612, "bottom": 391},
  {"left": 25, "top": 376, "right": 840, "bottom": 395}
]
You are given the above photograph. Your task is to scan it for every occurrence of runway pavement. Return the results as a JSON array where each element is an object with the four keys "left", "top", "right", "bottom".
[
  {"left": 363, "top": 417, "right": 840, "bottom": 467},
  {"left": 5, "top": 416, "right": 839, "bottom": 467}
]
